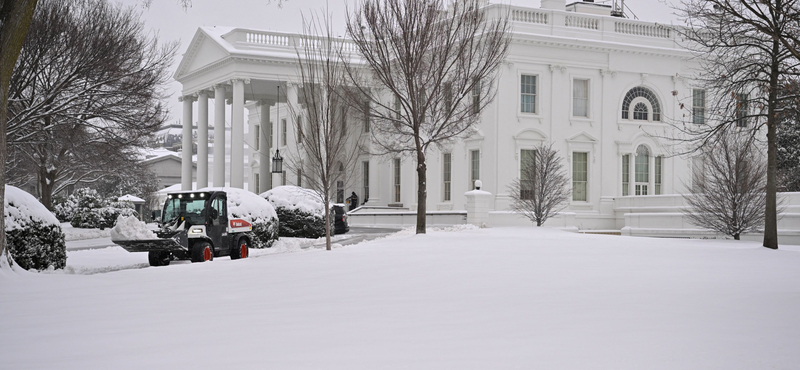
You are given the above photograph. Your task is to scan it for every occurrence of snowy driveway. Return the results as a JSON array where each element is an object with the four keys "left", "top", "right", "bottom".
[{"left": 3, "top": 227, "right": 800, "bottom": 369}]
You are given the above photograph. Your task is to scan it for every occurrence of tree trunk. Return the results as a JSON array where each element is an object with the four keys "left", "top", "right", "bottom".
[
  {"left": 1, "top": 0, "right": 40, "bottom": 268},
  {"left": 416, "top": 151, "right": 427, "bottom": 235},
  {"left": 763, "top": 37, "right": 780, "bottom": 250},
  {"left": 324, "top": 192, "right": 332, "bottom": 251},
  {"left": 734, "top": 233, "right": 740, "bottom": 241}
]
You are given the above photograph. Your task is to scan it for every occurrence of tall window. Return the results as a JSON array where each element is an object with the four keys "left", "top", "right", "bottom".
[
  {"left": 281, "top": 118, "right": 287, "bottom": 146},
  {"left": 692, "top": 156, "right": 705, "bottom": 193},
  {"left": 520, "top": 149, "right": 536, "bottom": 200},
  {"left": 254, "top": 173, "right": 260, "bottom": 193},
  {"left": 340, "top": 105, "right": 347, "bottom": 135},
  {"left": 470, "top": 150, "right": 480, "bottom": 189},
  {"left": 573, "top": 79, "right": 589, "bottom": 117},
  {"left": 269, "top": 121, "right": 274, "bottom": 148},
  {"left": 394, "top": 95, "right": 401, "bottom": 119},
  {"left": 472, "top": 79, "right": 481, "bottom": 114},
  {"left": 655, "top": 156, "right": 663, "bottom": 195},
  {"left": 520, "top": 75, "right": 537, "bottom": 113},
  {"left": 337, "top": 180, "right": 344, "bottom": 203},
  {"left": 573, "top": 152, "right": 588, "bottom": 201},
  {"left": 736, "top": 93, "right": 748, "bottom": 127},
  {"left": 281, "top": 170, "right": 287, "bottom": 186},
  {"left": 254, "top": 125, "right": 260, "bottom": 151},
  {"left": 635, "top": 145, "right": 649, "bottom": 195},
  {"left": 393, "top": 158, "right": 401, "bottom": 203},
  {"left": 363, "top": 100, "right": 370, "bottom": 133},
  {"left": 363, "top": 161, "right": 370, "bottom": 202},
  {"left": 297, "top": 116, "right": 303, "bottom": 143},
  {"left": 296, "top": 168, "right": 302, "bottom": 187},
  {"left": 443, "top": 153, "right": 452, "bottom": 201},
  {"left": 692, "top": 89, "right": 705, "bottom": 124},
  {"left": 622, "top": 154, "right": 630, "bottom": 196}
]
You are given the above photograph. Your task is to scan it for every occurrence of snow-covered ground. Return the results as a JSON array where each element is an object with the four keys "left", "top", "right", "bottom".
[{"left": 2, "top": 227, "right": 800, "bottom": 369}]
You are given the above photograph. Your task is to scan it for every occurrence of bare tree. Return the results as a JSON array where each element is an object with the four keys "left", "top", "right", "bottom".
[
  {"left": 288, "top": 9, "right": 366, "bottom": 251},
  {"left": 675, "top": 0, "right": 800, "bottom": 249},
  {"left": 344, "top": 0, "right": 510, "bottom": 234},
  {"left": 6, "top": 0, "right": 176, "bottom": 209},
  {"left": 684, "top": 129, "right": 768, "bottom": 240},
  {"left": 507, "top": 142, "right": 570, "bottom": 227},
  {"left": 1, "top": 0, "right": 39, "bottom": 268}
]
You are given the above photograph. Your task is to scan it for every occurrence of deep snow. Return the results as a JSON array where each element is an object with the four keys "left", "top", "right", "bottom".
[{"left": 2, "top": 227, "right": 800, "bottom": 369}]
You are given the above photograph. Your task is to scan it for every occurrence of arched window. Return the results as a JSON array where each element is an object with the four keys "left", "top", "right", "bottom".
[
  {"left": 622, "top": 86, "right": 661, "bottom": 121},
  {"left": 633, "top": 102, "right": 648, "bottom": 120},
  {"left": 635, "top": 145, "right": 650, "bottom": 195}
]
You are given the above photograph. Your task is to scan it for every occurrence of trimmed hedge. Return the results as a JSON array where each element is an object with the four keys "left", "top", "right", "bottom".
[{"left": 5, "top": 185, "right": 67, "bottom": 271}]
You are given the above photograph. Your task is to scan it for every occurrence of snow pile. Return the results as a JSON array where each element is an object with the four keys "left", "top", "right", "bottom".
[
  {"left": 110, "top": 215, "right": 156, "bottom": 241},
  {"left": 200, "top": 187, "right": 279, "bottom": 248},
  {"left": 5, "top": 185, "right": 59, "bottom": 230},
  {"left": 261, "top": 186, "right": 325, "bottom": 216},
  {"left": 4, "top": 185, "right": 66, "bottom": 270}
]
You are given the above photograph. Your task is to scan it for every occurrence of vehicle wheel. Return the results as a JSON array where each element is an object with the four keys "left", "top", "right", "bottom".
[
  {"left": 191, "top": 241, "right": 214, "bottom": 263},
  {"left": 148, "top": 251, "right": 170, "bottom": 267},
  {"left": 230, "top": 236, "right": 249, "bottom": 260}
]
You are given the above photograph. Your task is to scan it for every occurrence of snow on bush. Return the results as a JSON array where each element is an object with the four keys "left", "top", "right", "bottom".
[
  {"left": 261, "top": 186, "right": 330, "bottom": 238},
  {"left": 110, "top": 215, "right": 156, "bottom": 241},
  {"left": 4, "top": 185, "right": 67, "bottom": 271},
  {"left": 201, "top": 187, "right": 279, "bottom": 248},
  {"left": 67, "top": 189, "right": 136, "bottom": 229}
]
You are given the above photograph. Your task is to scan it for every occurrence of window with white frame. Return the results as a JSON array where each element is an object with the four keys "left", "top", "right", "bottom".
[
  {"left": 254, "top": 125, "right": 260, "bottom": 151},
  {"left": 281, "top": 170, "right": 287, "bottom": 186},
  {"left": 622, "top": 86, "right": 661, "bottom": 121},
  {"left": 443, "top": 153, "right": 452, "bottom": 201},
  {"left": 736, "top": 93, "right": 748, "bottom": 127},
  {"left": 572, "top": 152, "right": 588, "bottom": 201},
  {"left": 634, "top": 145, "right": 650, "bottom": 195},
  {"left": 297, "top": 116, "right": 303, "bottom": 143},
  {"left": 520, "top": 149, "right": 536, "bottom": 200},
  {"left": 393, "top": 158, "right": 401, "bottom": 203},
  {"left": 622, "top": 154, "right": 630, "bottom": 196},
  {"left": 363, "top": 161, "right": 369, "bottom": 202},
  {"left": 472, "top": 79, "right": 481, "bottom": 114},
  {"left": 520, "top": 75, "right": 537, "bottom": 113},
  {"left": 573, "top": 79, "right": 589, "bottom": 117},
  {"left": 254, "top": 173, "right": 260, "bottom": 193},
  {"left": 363, "top": 100, "right": 370, "bottom": 133},
  {"left": 269, "top": 121, "right": 274, "bottom": 148},
  {"left": 281, "top": 118, "right": 287, "bottom": 146},
  {"left": 470, "top": 150, "right": 480, "bottom": 189},
  {"left": 693, "top": 89, "right": 705, "bottom": 124},
  {"left": 296, "top": 168, "right": 302, "bottom": 187},
  {"left": 655, "top": 156, "right": 663, "bottom": 195},
  {"left": 692, "top": 156, "right": 705, "bottom": 193}
]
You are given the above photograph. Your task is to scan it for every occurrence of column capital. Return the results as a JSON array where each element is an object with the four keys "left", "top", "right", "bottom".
[
  {"left": 230, "top": 78, "right": 250, "bottom": 84},
  {"left": 258, "top": 99, "right": 277, "bottom": 107},
  {"left": 213, "top": 82, "right": 229, "bottom": 89},
  {"left": 178, "top": 95, "right": 197, "bottom": 102},
  {"left": 197, "top": 90, "right": 211, "bottom": 98}
]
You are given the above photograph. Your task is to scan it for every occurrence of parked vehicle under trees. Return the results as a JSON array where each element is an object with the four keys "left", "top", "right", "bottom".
[{"left": 343, "top": 0, "right": 511, "bottom": 234}]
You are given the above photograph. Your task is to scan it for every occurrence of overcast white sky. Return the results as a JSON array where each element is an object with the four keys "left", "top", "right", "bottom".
[{"left": 119, "top": 0, "right": 680, "bottom": 125}]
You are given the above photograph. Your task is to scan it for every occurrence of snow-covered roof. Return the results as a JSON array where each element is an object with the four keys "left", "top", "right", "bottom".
[{"left": 118, "top": 194, "right": 145, "bottom": 203}]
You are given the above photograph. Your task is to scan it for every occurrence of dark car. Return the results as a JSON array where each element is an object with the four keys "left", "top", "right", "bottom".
[{"left": 332, "top": 204, "right": 349, "bottom": 234}]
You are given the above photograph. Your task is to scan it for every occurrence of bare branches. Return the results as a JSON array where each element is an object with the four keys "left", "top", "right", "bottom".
[
  {"left": 507, "top": 142, "right": 570, "bottom": 227},
  {"left": 684, "top": 129, "right": 768, "bottom": 240},
  {"left": 287, "top": 7, "right": 366, "bottom": 250},
  {"left": 344, "top": 0, "right": 510, "bottom": 233},
  {"left": 5, "top": 0, "right": 176, "bottom": 209}
]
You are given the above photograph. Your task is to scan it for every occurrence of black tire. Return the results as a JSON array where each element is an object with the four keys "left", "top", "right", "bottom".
[
  {"left": 148, "top": 251, "right": 170, "bottom": 267},
  {"left": 230, "top": 236, "right": 249, "bottom": 260},
  {"left": 191, "top": 241, "right": 214, "bottom": 263}
]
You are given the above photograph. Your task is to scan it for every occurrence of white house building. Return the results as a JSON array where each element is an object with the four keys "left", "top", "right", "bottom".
[{"left": 172, "top": 0, "right": 800, "bottom": 240}]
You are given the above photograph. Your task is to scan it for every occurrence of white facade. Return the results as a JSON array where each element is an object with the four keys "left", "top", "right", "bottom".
[{"left": 174, "top": 1, "right": 700, "bottom": 230}]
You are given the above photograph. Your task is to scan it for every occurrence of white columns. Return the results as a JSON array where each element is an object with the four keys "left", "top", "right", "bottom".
[
  {"left": 180, "top": 95, "right": 195, "bottom": 191},
  {"left": 213, "top": 84, "right": 226, "bottom": 187},
  {"left": 230, "top": 79, "right": 246, "bottom": 189},
  {"left": 197, "top": 91, "right": 209, "bottom": 189},
  {"left": 259, "top": 101, "right": 273, "bottom": 193}
]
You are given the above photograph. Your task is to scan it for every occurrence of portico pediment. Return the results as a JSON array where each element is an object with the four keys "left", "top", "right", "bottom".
[
  {"left": 566, "top": 132, "right": 598, "bottom": 143},
  {"left": 174, "top": 28, "right": 233, "bottom": 81}
]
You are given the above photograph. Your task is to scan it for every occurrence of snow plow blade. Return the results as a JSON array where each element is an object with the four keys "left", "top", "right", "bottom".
[{"left": 112, "top": 239, "right": 185, "bottom": 253}]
